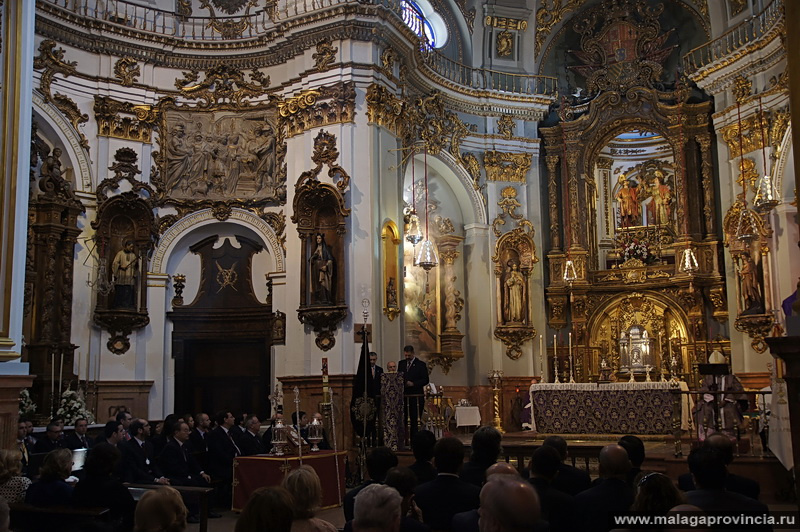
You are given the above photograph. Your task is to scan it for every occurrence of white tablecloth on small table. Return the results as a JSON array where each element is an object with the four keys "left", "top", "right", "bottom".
[{"left": 455, "top": 406, "right": 481, "bottom": 427}]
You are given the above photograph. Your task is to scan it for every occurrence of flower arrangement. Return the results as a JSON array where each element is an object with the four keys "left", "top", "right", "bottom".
[
  {"left": 621, "top": 239, "right": 650, "bottom": 264},
  {"left": 19, "top": 388, "right": 37, "bottom": 418},
  {"left": 56, "top": 386, "right": 94, "bottom": 425}
]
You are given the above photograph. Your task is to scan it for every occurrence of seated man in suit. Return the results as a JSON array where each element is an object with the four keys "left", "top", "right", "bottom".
[
  {"left": 239, "top": 415, "right": 266, "bottom": 456},
  {"left": 344, "top": 446, "right": 398, "bottom": 521},
  {"left": 414, "top": 437, "right": 480, "bottom": 532},
  {"left": 679, "top": 433, "right": 760, "bottom": 500},
  {"left": 573, "top": 444, "right": 635, "bottom": 532},
  {"left": 408, "top": 430, "right": 436, "bottom": 486},
  {"left": 95, "top": 421, "right": 126, "bottom": 448},
  {"left": 617, "top": 435, "right": 645, "bottom": 488},
  {"left": 121, "top": 419, "right": 169, "bottom": 485},
  {"left": 190, "top": 412, "right": 211, "bottom": 453},
  {"left": 478, "top": 475, "right": 541, "bottom": 532},
  {"left": 34, "top": 422, "right": 63, "bottom": 454},
  {"left": 685, "top": 446, "right": 768, "bottom": 515},
  {"left": 460, "top": 425, "right": 502, "bottom": 488},
  {"left": 291, "top": 411, "right": 310, "bottom": 441},
  {"left": 527, "top": 445, "right": 576, "bottom": 532},
  {"left": 542, "top": 435, "right": 591, "bottom": 496},
  {"left": 64, "top": 418, "right": 93, "bottom": 451}
]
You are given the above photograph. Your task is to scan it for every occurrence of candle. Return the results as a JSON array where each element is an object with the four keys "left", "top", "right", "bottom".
[
  {"left": 539, "top": 335, "right": 545, "bottom": 382},
  {"left": 76, "top": 351, "right": 81, "bottom": 381},
  {"left": 568, "top": 332, "right": 572, "bottom": 355},
  {"left": 50, "top": 353, "right": 55, "bottom": 416},
  {"left": 59, "top": 353, "right": 64, "bottom": 398}
]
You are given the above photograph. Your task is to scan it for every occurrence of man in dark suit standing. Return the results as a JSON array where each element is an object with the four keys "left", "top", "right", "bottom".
[
  {"left": 64, "top": 418, "right": 93, "bottom": 450},
  {"left": 206, "top": 410, "right": 242, "bottom": 506},
  {"left": 364, "top": 352, "right": 384, "bottom": 444},
  {"left": 239, "top": 415, "right": 266, "bottom": 456},
  {"left": 397, "top": 345, "right": 429, "bottom": 439},
  {"left": 121, "top": 419, "right": 169, "bottom": 485}
]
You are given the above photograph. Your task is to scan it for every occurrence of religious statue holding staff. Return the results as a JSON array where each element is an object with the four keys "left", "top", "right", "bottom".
[
  {"left": 111, "top": 240, "right": 138, "bottom": 309},
  {"left": 616, "top": 179, "right": 639, "bottom": 226},
  {"left": 650, "top": 171, "right": 673, "bottom": 225},
  {"left": 738, "top": 252, "right": 763, "bottom": 314}
]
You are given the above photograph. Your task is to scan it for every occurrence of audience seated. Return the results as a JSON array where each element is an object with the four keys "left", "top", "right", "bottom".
[
  {"left": 451, "top": 462, "right": 524, "bottom": 532},
  {"left": 16, "top": 420, "right": 32, "bottom": 475},
  {"left": 528, "top": 445, "right": 575, "bottom": 532},
  {"left": 0, "top": 450, "right": 31, "bottom": 503},
  {"left": 239, "top": 415, "right": 266, "bottom": 456},
  {"left": 408, "top": 430, "right": 437, "bottom": 486},
  {"left": 414, "top": 437, "right": 480, "bottom": 532},
  {"left": 206, "top": 411, "right": 242, "bottom": 483},
  {"left": 678, "top": 433, "right": 760, "bottom": 500},
  {"left": 459, "top": 426, "right": 502, "bottom": 488},
  {"left": 64, "top": 418, "right": 93, "bottom": 451},
  {"left": 71, "top": 443, "right": 136, "bottom": 532},
  {"left": 625, "top": 472, "right": 685, "bottom": 532},
  {"left": 25, "top": 448, "right": 74, "bottom": 507},
  {"left": 96, "top": 421, "right": 126, "bottom": 448},
  {"left": 618, "top": 435, "right": 645, "bottom": 488},
  {"left": 479, "top": 475, "right": 541, "bottom": 532},
  {"left": 281, "top": 465, "right": 337, "bottom": 532},
  {"left": 573, "top": 444, "right": 635, "bottom": 532},
  {"left": 121, "top": 420, "right": 169, "bottom": 485},
  {"left": 234, "top": 485, "right": 294, "bottom": 532},
  {"left": 344, "top": 446, "right": 398, "bottom": 521},
  {"left": 117, "top": 412, "right": 133, "bottom": 441},
  {"left": 684, "top": 447, "right": 768, "bottom": 515},
  {"left": 379, "top": 467, "right": 430, "bottom": 532},
  {"left": 542, "top": 435, "right": 592, "bottom": 496},
  {"left": 292, "top": 411, "right": 310, "bottom": 441},
  {"left": 152, "top": 414, "right": 180, "bottom": 457},
  {"left": 260, "top": 413, "right": 284, "bottom": 452},
  {"left": 352, "top": 484, "right": 402, "bottom": 532},
  {"left": 133, "top": 486, "right": 188, "bottom": 532},
  {"left": 34, "top": 422, "right": 64, "bottom": 454}
]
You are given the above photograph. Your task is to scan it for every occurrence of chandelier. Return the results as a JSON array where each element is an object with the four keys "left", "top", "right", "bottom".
[
  {"left": 414, "top": 147, "right": 438, "bottom": 271},
  {"left": 405, "top": 151, "right": 423, "bottom": 245},
  {"left": 754, "top": 96, "right": 779, "bottom": 213}
]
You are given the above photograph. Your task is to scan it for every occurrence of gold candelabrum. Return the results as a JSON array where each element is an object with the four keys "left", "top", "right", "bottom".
[{"left": 487, "top": 370, "right": 504, "bottom": 434}]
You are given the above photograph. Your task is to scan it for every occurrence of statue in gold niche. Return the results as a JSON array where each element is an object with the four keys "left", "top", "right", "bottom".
[
  {"left": 616, "top": 178, "right": 639, "bottom": 226},
  {"left": 650, "top": 170, "right": 673, "bottom": 225},
  {"left": 738, "top": 251, "right": 763, "bottom": 315},
  {"left": 503, "top": 261, "right": 525, "bottom": 324}
]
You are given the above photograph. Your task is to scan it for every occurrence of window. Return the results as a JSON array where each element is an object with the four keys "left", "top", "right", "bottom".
[{"left": 401, "top": 0, "right": 448, "bottom": 49}]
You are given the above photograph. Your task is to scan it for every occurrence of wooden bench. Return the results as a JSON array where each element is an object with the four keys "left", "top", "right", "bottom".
[
  {"left": 124, "top": 483, "right": 214, "bottom": 532},
  {"left": 9, "top": 502, "right": 109, "bottom": 532}
]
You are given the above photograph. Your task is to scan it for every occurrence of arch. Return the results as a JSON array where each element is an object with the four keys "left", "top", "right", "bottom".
[
  {"left": 33, "top": 92, "right": 94, "bottom": 193},
  {"left": 151, "top": 208, "right": 285, "bottom": 274},
  {"left": 774, "top": 120, "right": 792, "bottom": 200},
  {"left": 407, "top": 149, "right": 487, "bottom": 226}
]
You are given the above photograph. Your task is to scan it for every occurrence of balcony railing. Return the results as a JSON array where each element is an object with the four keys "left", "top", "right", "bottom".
[
  {"left": 39, "top": 0, "right": 556, "bottom": 100},
  {"left": 682, "top": 0, "right": 783, "bottom": 75}
]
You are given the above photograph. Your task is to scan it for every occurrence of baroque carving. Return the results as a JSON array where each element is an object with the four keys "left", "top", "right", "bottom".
[
  {"left": 262, "top": 211, "right": 287, "bottom": 254},
  {"left": 734, "top": 313, "right": 774, "bottom": 354},
  {"left": 484, "top": 151, "right": 531, "bottom": 182},
  {"left": 174, "top": 64, "right": 271, "bottom": 108},
  {"left": 455, "top": 0, "right": 476, "bottom": 32},
  {"left": 94, "top": 96, "right": 160, "bottom": 144},
  {"left": 496, "top": 30, "right": 513, "bottom": 57},
  {"left": 280, "top": 82, "right": 356, "bottom": 138},
  {"left": 720, "top": 111, "right": 770, "bottom": 159},
  {"left": 366, "top": 83, "right": 405, "bottom": 134},
  {"left": 113, "top": 57, "right": 140, "bottom": 87},
  {"left": 313, "top": 40, "right": 338, "bottom": 72},
  {"left": 492, "top": 186, "right": 533, "bottom": 237},
  {"left": 200, "top": 0, "right": 259, "bottom": 39},
  {"left": 535, "top": 0, "right": 582, "bottom": 56},
  {"left": 497, "top": 115, "right": 515, "bottom": 139},
  {"left": 33, "top": 40, "right": 89, "bottom": 151}
]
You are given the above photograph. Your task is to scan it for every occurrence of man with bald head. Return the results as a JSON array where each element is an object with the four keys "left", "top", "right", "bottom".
[
  {"left": 573, "top": 444, "right": 634, "bottom": 532},
  {"left": 479, "top": 475, "right": 541, "bottom": 532}
]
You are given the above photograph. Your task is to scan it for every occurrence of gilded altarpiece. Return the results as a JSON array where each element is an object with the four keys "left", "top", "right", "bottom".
[
  {"left": 382, "top": 222, "right": 401, "bottom": 321},
  {"left": 542, "top": 0, "right": 727, "bottom": 382}
]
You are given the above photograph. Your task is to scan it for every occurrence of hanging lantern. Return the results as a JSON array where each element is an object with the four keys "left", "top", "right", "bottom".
[
  {"left": 415, "top": 239, "right": 439, "bottom": 271},
  {"left": 563, "top": 259, "right": 577, "bottom": 284},
  {"left": 734, "top": 207, "right": 761, "bottom": 243},
  {"left": 405, "top": 210, "right": 423, "bottom": 245},
  {"left": 754, "top": 173, "right": 779, "bottom": 213},
  {"left": 678, "top": 246, "right": 699, "bottom": 274}
]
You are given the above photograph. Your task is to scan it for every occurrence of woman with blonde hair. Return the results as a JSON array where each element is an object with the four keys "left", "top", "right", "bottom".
[
  {"left": 0, "top": 450, "right": 31, "bottom": 503},
  {"left": 134, "top": 486, "right": 188, "bottom": 532},
  {"left": 281, "top": 465, "right": 336, "bottom": 532},
  {"left": 25, "top": 448, "right": 73, "bottom": 507},
  {"left": 235, "top": 485, "right": 294, "bottom": 532}
]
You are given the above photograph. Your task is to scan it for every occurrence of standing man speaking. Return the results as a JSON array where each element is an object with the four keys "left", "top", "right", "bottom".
[{"left": 398, "top": 345, "right": 429, "bottom": 439}]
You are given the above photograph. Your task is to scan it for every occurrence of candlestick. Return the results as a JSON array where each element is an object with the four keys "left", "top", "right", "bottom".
[
  {"left": 50, "top": 352, "right": 55, "bottom": 417},
  {"left": 59, "top": 352, "right": 64, "bottom": 399},
  {"left": 553, "top": 336, "right": 560, "bottom": 384},
  {"left": 539, "top": 335, "right": 545, "bottom": 383},
  {"left": 568, "top": 332, "right": 575, "bottom": 383}
]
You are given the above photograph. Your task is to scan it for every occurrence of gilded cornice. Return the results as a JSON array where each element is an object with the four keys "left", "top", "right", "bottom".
[
  {"left": 94, "top": 96, "right": 160, "bottom": 144},
  {"left": 113, "top": 57, "right": 140, "bottom": 87},
  {"left": 366, "top": 83, "right": 405, "bottom": 135},
  {"left": 534, "top": 0, "right": 582, "bottom": 57},
  {"left": 313, "top": 39, "right": 338, "bottom": 72},
  {"left": 483, "top": 151, "right": 531, "bottom": 183},
  {"left": 719, "top": 111, "right": 769, "bottom": 159},
  {"left": 281, "top": 82, "right": 356, "bottom": 139}
]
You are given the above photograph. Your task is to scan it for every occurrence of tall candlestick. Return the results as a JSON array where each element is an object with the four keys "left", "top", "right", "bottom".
[
  {"left": 568, "top": 332, "right": 575, "bottom": 383},
  {"left": 553, "top": 335, "right": 560, "bottom": 384},
  {"left": 59, "top": 353, "right": 64, "bottom": 399},
  {"left": 50, "top": 353, "right": 55, "bottom": 417},
  {"left": 539, "top": 335, "right": 545, "bottom": 383}
]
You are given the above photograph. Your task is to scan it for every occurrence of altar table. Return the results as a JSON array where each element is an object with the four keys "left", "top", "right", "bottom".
[
  {"left": 529, "top": 382, "right": 691, "bottom": 435},
  {"left": 232, "top": 450, "right": 346, "bottom": 511}
]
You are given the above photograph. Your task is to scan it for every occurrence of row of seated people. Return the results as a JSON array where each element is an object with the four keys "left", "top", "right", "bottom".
[{"left": 339, "top": 427, "right": 767, "bottom": 532}]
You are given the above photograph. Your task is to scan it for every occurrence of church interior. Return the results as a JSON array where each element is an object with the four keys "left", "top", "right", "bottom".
[{"left": 2, "top": 0, "right": 800, "bottom": 524}]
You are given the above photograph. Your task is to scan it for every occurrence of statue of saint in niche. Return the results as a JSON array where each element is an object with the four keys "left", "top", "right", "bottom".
[
  {"left": 111, "top": 240, "right": 138, "bottom": 309},
  {"left": 616, "top": 179, "right": 639, "bottom": 227},
  {"left": 650, "top": 170, "right": 673, "bottom": 226},
  {"left": 503, "top": 261, "right": 525, "bottom": 324},
  {"left": 386, "top": 277, "right": 398, "bottom": 308},
  {"left": 739, "top": 252, "right": 763, "bottom": 314},
  {"left": 310, "top": 233, "right": 335, "bottom": 305}
]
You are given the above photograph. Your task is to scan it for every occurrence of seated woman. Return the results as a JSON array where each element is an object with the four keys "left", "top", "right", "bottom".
[
  {"left": 235, "top": 486, "right": 294, "bottom": 532},
  {"left": 72, "top": 443, "right": 135, "bottom": 532},
  {"left": 134, "top": 486, "right": 188, "bottom": 532},
  {"left": 0, "top": 449, "right": 31, "bottom": 503},
  {"left": 281, "top": 465, "right": 337, "bottom": 532},
  {"left": 25, "top": 448, "right": 74, "bottom": 507}
]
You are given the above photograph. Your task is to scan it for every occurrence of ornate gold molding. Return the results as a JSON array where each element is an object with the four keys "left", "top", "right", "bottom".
[
  {"left": 94, "top": 96, "right": 159, "bottom": 144},
  {"left": 496, "top": 30, "right": 513, "bottom": 57},
  {"left": 497, "top": 115, "right": 515, "bottom": 139},
  {"left": 366, "top": 83, "right": 404, "bottom": 134},
  {"left": 535, "top": 0, "right": 582, "bottom": 56},
  {"left": 313, "top": 39, "right": 338, "bottom": 72},
  {"left": 33, "top": 40, "right": 89, "bottom": 151},
  {"left": 484, "top": 151, "right": 531, "bottom": 182},
  {"left": 175, "top": 64, "right": 271, "bottom": 108},
  {"left": 113, "top": 57, "right": 140, "bottom": 87},
  {"left": 281, "top": 82, "right": 356, "bottom": 139},
  {"left": 455, "top": 0, "right": 476, "bottom": 33},
  {"left": 485, "top": 15, "right": 528, "bottom": 31},
  {"left": 734, "top": 313, "right": 774, "bottom": 353},
  {"left": 720, "top": 112, "right": 769, "bottom": 158}
]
